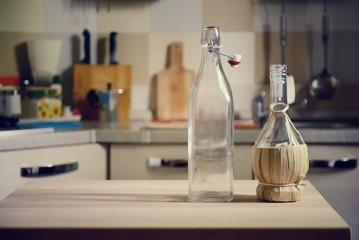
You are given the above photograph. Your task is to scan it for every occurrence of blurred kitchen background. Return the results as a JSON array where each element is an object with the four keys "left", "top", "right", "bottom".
[
  {"left": 1, "top": 1, "right": 359, "bottom": 237},
  {"left": 0, "top": 0, "right": 358, "bottom": 122}
]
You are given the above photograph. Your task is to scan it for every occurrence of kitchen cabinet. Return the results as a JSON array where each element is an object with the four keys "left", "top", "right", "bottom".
[
  {"left": 306, "top": 145, "right": 359, "bottom": 240},
  {"left": 308, "top": 145, "right": 359, "bottom": 161},
  {"left": 110, "top": 144, "right": 252, "bottom": 180},
  {"left": 0, "top": 143, "right": 106, "bottom": 200}
]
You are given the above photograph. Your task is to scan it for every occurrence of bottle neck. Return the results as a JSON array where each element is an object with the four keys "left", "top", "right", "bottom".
[
  {"left": 200, "top": 26, "right": 222, "bottom": 70},
  {"left": 270, "top": 65, "right": 288, "bottom": 112},
  {"left": 200, "top": 46, "right": 222, "bottom": 69}
]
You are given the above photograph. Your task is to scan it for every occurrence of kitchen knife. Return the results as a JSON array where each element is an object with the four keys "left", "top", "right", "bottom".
[
  {"left": 109, "top": 32, "right": 118, "bottom": 65},
  {"left": 81, "top": 29, "right": 91, "bottom": 64}
]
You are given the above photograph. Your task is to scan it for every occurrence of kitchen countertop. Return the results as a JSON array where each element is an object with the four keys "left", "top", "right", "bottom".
[
  {"left": 1, "top": 120, "right": 359, "bottom": 151},
  {"left": 0, "top": 129, "right": 95, "bottom": 151},
  {"left": 0, "top": 180, "right": 350, "bottom": 240}
]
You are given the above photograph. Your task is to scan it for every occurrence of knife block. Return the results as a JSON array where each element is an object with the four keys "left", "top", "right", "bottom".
[{"left": 73, "top": 64, "right": 131, "bottom": 121}]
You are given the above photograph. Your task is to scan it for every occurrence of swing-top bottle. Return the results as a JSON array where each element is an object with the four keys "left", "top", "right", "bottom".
[{"left": 188, "top": 26, "right": 234, "bottom": 202}]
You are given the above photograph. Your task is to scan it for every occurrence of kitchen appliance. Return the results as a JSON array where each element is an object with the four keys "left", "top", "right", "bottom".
[
  {"left": 0, "top": 88, "right": 21, "bottom": 117},
  {"left": 87, "top": 83, "right": 123, "bottom": 122},
  {"left": 27, "top": 39, "right": 62, "bottom": 85},
  {"left": 73, "top": 64, "right": 131, "bottom": 121}
]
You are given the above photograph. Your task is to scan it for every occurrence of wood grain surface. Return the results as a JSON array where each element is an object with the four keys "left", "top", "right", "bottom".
[
  {"left": 155, "top": 42, "right": 195, "bottom": 121},
  {"left": 0, "top": 180, "right": 350, "bottom": 240}
]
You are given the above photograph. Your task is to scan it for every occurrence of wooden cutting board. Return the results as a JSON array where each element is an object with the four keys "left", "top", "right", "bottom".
[{"left": 156, "top": 42, "right": 195, "bottom": 121}]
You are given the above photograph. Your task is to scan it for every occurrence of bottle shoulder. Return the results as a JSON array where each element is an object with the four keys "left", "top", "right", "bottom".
[{"left": 254, "top": 111, "right": 305, "bottom": 148}]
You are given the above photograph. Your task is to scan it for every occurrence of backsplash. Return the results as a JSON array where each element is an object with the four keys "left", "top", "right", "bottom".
[{"left": 0, "top": 0, "right": 358, "bottom": 119}]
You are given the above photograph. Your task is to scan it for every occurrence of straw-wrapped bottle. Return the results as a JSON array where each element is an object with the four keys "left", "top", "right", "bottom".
[{"left": 251, "top": 64, "right": 309, "bottom": 202}]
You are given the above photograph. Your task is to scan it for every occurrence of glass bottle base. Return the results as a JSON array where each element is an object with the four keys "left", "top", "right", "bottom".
[{"left": 189, "top": 191, "right": 233, "bottom": 202}]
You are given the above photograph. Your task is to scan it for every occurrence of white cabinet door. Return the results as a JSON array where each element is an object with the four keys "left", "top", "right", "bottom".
[
  {"left": 110, "top": 144, "right": 252, "bottom": 180},
  {"left": 0, "top": 143, "right": 106, "bottom": 200}
]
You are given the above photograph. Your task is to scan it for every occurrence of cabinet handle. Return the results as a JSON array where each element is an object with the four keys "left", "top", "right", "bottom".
[
  {"left": 21, "top": 162, "right": 78, "bottom": 177},
  {"left": 310, "top": 158, "right": 357, "bottom": 169},
  {"left": 148, "top": 158, "right": 188, "bottom": 168}
]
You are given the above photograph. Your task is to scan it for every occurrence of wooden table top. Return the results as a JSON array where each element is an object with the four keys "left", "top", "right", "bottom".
[{"left": 0, "top": 180, "right": 350, "bottom": 240}]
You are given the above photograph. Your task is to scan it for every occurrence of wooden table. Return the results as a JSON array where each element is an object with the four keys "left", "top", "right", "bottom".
[{"left": 0, "top": 180, "right": 350, "bottom": 240}]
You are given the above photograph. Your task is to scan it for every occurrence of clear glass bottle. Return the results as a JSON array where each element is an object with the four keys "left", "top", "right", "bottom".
[
  {"left": 251, "top": 64, "right": 309, "bottom": 202},
  {"left": 188, "top": 26, "right": 234, "bottom": 202}
]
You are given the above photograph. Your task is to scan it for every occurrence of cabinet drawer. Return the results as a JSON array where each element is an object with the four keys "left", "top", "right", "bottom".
[
  {"left": 110, "top": 144, "right": 252, "bottom": 180},
  {"left": 0, "top": 143, "right": 106, "bottom": 200},
  {"left": 111, "top": 145, "right": 187, "bottom": 180}
]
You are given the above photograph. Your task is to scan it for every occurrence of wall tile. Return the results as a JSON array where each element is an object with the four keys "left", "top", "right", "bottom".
[
  {"left": 203, "top": 0, "right": 253, "bottom": 31},
  {"left": 0, "top": 32, "right": 42, "bottom": 75},
  {"left": 150, "top": 0, "right": 202, "bottom": 32},
  {"left": 254, "top": 32, "right": 268, "bottom": 85},
  {"left": 308, "top": 31, "right": 359, "bottom": 85},
  {"left": 305, "top": 0, "right": 359, "bottom": 32},
  {"left": 221, "top": 32, "right": 256, "bottom": 118},
  {"left": 254, "top": 0, "right": 359, "bottom": 33},
  {"left": 43, "top": 0, "right": 97, "bottom": 34},
  {"left": 97, "top": 0, "right": 149, "bottom": 33},
  {"left": 0, "top": 0, "right": 44, "bottom": 32},
  {"left": 131, "top": 84, "right": 151, "bottom": 111},
  {"left": 292, "top": 83, "right": 359, "bottom": 113},
  {"left": 255, "top": 32, "right": 309, "bottom": 85},
  {"left": 43, "top": 32, "right": 85, "bottom": 106},
  {"left": 117, "top": 33, "right": 149, "bottom": 85},
  {"left": 42, "top": 0, "right": 98, "bottom": 70},
  {"left": 94, "top": 33, "right": 149, "bottom": 111},
  {"left": 148, "top": 33, "right": 200, "bottom": 81},
  {"left": 1, "top": 0, "right": 358, "bottom": 115},
  {"left": 221, "top": 32, "right": 255, "bottom": 86},
  {"left": 254, "top": 0, "right": 309, "bottom": 32},
  {"left": 147, "top": 31, "right": 256, "bottom": 118},
  {"left": 147, "top": 33, "right": 200, "bottom": 117}
]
